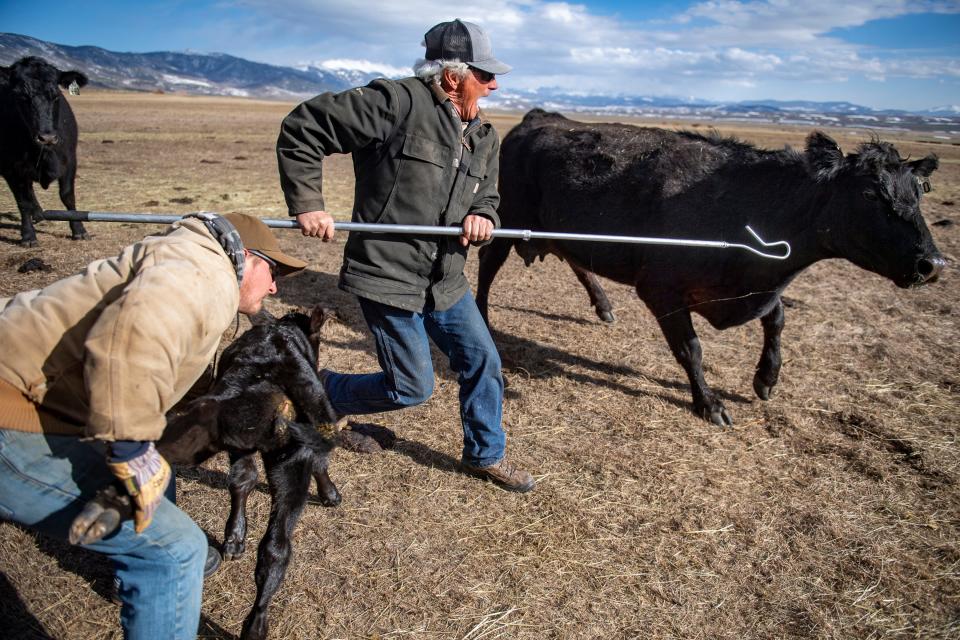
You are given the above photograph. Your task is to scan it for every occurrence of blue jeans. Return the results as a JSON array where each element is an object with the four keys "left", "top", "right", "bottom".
[
  {"left": 0, "top": 429, "right": 206, "bottom": 640},
  {"left": 324, "top": 290, "right": 506, "bottom": 467}
]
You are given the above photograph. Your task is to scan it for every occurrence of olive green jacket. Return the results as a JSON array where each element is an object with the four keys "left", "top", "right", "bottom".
[{"left": 277, "top": 77, "right": 501, "bottom": 312}]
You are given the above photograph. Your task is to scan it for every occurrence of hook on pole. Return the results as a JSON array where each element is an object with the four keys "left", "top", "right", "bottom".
[{"left": 734, "top": 225, "right": 791, "bottom": 260}]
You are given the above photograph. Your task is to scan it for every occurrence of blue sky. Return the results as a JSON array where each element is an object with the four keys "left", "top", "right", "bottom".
[{"left": 3, "top": 1, "right": 959, "bottom": 110}]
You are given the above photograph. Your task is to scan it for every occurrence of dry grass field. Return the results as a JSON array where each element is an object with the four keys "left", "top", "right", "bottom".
[{"left": 0, "top": 91, "right": 958, "bottom": 639}]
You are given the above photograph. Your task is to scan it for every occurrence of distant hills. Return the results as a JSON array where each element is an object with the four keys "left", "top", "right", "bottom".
[
  {"left": 0, "top": 33, "right": 362, "bottom": 98},
  {"left": 2, "top": 32, "right": 958, "bottom": 135}
]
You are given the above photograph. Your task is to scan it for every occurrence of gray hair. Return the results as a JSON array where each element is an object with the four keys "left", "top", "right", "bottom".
[{"left": 413, "top": 58, "right": 469, "bottom": 85}]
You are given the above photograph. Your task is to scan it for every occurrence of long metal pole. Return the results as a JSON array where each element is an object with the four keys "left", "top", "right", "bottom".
[{"left": 41, "top": 210, "right": 791, "bottom": 260}]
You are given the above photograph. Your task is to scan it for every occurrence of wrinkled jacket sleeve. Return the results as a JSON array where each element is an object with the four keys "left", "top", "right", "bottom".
[
  {"left": 277, "top": 80, "right": 401, "bottom": 216},
  {"left": 83, "top": 254, "right": 235, "bottom": 441}
]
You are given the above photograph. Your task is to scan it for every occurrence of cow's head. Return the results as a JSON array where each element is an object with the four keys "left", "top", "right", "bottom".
[
  {"left": 806, "top": 131, "right": 944, "bottom": 288},
  {"left": 6, "top": 57, "right": 87, "bottom": 147}
]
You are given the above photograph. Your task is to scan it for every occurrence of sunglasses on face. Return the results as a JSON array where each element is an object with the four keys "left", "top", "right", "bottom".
[
  {"left": 248, "top": 249, "right": 277, "bottom": 280},
  {"left": 470, "top": 68, "right": 495, "bottom": 83}
]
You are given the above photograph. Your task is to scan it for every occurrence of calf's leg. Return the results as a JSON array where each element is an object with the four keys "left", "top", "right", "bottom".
[
  {"left": 313, "top": 457, "right": 341, "bottom": 507},
  {"left": 283, "top": 352, "right": 340, "bottom": 428},
  {"left": 241, "top": 447, "right": 314, "bottom": 640},
  {"left": 651, "top": 303, "right": 733, "bottom": 427},
  {"left": 569, "top": 262, "right": 615, "bottom": 323},
  {"left": 753, "top": 298, "right": 785, "bottom": 401},
  {"left": 223, "top": 452, "right": 259, "bottom": 560},
  {"left": 285, "top": 423, "right": 340, "bottom": 506}
]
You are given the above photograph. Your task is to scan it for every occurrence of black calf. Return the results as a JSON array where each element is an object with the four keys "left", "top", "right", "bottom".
[{"left": 71, "top": 307, "right": 350, "bottom": 640}]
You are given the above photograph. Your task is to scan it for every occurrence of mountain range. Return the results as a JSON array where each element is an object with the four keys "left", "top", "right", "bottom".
[{"left": 2, "top": 32, "right": 958, "bottom": 134}]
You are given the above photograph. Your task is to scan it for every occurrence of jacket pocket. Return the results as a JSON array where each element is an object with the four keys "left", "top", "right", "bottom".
[
  {"left": 402, "top": 133, "right": 447, "bottom": 167},
  {"left": 467, "top": 153, "right": 488, "bottom": 179},
  {"left": 451, "top": 152, "right": 489, "bottom": 223}
]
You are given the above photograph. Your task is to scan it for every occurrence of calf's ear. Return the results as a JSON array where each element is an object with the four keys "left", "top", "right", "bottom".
[
  {"left": 309, "top": 305, "right": 332, "bottom": 335},
  {"left": 59, "top": 70, "right": 88, "bottom": 89},
  {"left": 805, "top": 131, "right": 844, "bottom": 180},
  {"left": 909, "top": 154, "right": 938, "bottom": 177}
]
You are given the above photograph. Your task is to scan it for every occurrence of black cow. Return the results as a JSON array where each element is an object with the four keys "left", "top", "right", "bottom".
[
  {"left": 0, "top": 56, "right": 89, "bottom": 246},
  {"left": 478, "top": 109, "right": 944, "bottom": 426},
  {"left": 69, "top": 308, "right": 393, "bottom": 640}
]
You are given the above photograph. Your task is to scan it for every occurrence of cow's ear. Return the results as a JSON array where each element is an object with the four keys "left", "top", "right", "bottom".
[
  {"left": 805, "top": 131, "right": 844, "bottom": 180},
  {"left": 909, "top": 154, "right": 939, "bottom": 177},
  {"left": 58, "top": 70, "right": 88, "bottom": 89}
]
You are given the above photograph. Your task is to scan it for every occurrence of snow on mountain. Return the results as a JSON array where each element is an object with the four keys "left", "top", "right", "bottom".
[
  {"left": 290, "top": 59, "right": 410, "bottom": 89},
  {"left": 0, "top": 32, "right": 346, "bottom": 98},
  {"left": 1, "top": 32, "right": 958, "bottom": 135}
]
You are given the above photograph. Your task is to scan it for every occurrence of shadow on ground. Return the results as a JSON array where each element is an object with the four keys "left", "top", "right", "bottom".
[{"left": 274, "top": 269, "right": 735, "bottom": 416}]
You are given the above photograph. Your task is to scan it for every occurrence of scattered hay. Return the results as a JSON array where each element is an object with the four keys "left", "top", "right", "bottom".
[{"left": 0, "top": 93, "right": 957, "bottom": 638}]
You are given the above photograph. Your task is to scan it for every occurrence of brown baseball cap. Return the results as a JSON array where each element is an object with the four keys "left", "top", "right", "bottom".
[{"left": 222, "top": 213, "right": 307, "bottom": 276}]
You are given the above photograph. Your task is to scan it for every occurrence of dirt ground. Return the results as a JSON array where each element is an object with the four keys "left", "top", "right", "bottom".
[{"left": 0, "top": 92, "right": 957, "bottom": 639}]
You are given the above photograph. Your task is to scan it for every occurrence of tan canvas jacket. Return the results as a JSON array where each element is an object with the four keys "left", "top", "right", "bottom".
[{"left": 0, "top": 218, "right": 239, "bottom": 441}]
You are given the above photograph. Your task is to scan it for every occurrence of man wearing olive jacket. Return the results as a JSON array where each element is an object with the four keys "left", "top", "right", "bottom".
[
  {"left": 277, "top": 20, "right": 534, "bottom": 492},
  {"left": 0, "top": 213, "right": 306, "bottom": 640}
]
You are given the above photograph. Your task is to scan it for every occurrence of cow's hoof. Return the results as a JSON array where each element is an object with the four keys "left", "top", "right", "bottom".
[
  {"left": 69, "top": 486, "right": 130, "bottom": 545},
  {"left": 318, "top": 486, "right": 341, "bottom": 507},
  {"left": 597, "top": 309, "right": 616, "bottom": 323},
  {"left": 222, "top": 536, "right": 245, "bottom": 561},
  {"left": 753, "top": 375, "right": 774, "bottom": 401},
  {"left": 697, "top": 400, "right": 733, "bottom": 427},
  {"left": 19, "top": 239, "right": 38, "bottom": 248},
  {"left": 241, "top": 613, "right": 268, "bottom": 640},
  {"left": 753, "top": 371, "right": 777, "bottom": 400},
  {"left": 71, "top": 232, "right": 91, "bottom": 241},
  {"left": 70, "top": 501, "right": 120, "bottom": 545}
]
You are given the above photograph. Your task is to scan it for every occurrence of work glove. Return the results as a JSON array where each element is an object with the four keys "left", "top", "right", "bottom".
[{"left": 106, "top": 442, "right": 171, "bottom": 533}]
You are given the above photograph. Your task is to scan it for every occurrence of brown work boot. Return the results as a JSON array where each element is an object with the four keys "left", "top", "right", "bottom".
[{"left": 460, "top": 457, "right": 536, "bottom": 493}]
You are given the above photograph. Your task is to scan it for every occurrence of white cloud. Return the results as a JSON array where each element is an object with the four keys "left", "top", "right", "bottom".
[
  {"left": 541, "top": 3, "right": 580, "bottom": 24},
  {"left": 220, "top": 0, "right": 960, "bottom": 109}
]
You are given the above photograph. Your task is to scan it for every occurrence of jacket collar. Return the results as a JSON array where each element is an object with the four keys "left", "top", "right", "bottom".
[
  {"left": 427, "top": 78, "right": 449, "bottom": 106},
  {"left": 171, "top": 217, "right": 243, "bottom": 287}
]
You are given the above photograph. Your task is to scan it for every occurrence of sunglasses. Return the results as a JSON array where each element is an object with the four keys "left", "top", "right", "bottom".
[
  {"left": 470, "top": 68, "right": 495, "bottom": 83},
  {"left": 248, "top": 249, "right": 277, "bottom": 280}
]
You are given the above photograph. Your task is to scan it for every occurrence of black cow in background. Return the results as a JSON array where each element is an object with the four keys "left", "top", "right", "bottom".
[
  {"left": 0, "top": 56, "right": 89, "bottom": 246},
  {"left": 478, "top": 109, "right": 945, "bottom": 426}
]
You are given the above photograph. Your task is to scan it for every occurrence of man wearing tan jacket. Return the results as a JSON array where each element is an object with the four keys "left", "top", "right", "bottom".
[{"left": 0, "top": 213, "right": 305, "bottom": 640}]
